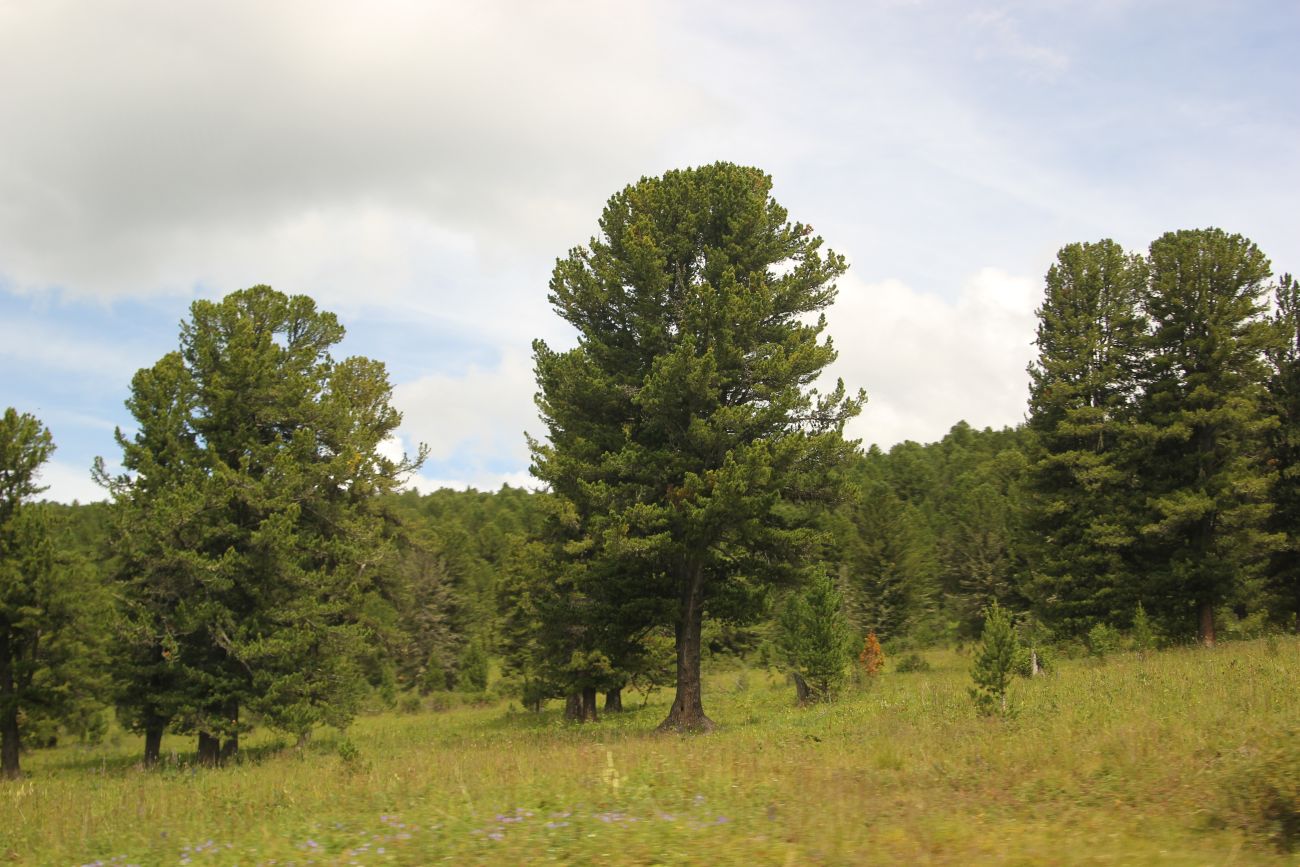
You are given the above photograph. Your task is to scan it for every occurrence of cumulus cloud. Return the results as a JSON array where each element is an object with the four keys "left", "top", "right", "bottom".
[
  {"left": 0, "top": 1, "right": 703, "bottom": 303},
  {"left": 825, "top": 268, "right": 1040, "bottom": 448},
  {"left": 391, "top": 349, "right": 541, "bottom": 485}
]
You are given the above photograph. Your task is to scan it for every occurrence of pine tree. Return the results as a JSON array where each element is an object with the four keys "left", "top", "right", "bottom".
[
  {"left": 836, "top": 476, "right": 936, "bottom": 642},
  {"left": 1264, "top": 274, "right": 1300, "bottom": 623},
  {"left": 531, "top": 163, "right": 863, "bottom": 731},
  {"left": 1134, "top": 229, "right": 1286, "bottom": 645},
  {"left": 1024, "top": 240, "right": 1148, "bottom": 635},
  {"left": 970, "top": 601, "right": 1019, "bottom": 716},
  {"left": 777, "top": 573, "right": 854, "bottom": 704},
  {"left": 0, "top": 410, "right": 109, "bottom": 778},
  {"left": 99, "top": 287, "right": 424, "bottom": 763}
]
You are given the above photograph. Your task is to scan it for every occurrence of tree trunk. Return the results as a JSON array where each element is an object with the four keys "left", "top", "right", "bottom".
[
  {"left": 564, "top": 692, "right": 582, "bottom": 721},
  {"left": 196, "top": 731, "right": 220, "bottom": 766},
  {"left": 1199, "top": 601, "right": 1216, "bottom": 648},
  {"left": 143, "top": 725, "right": 164, "bottom": 768},
  {"left": 792, "top": 671, "right": 811, "bottom": 706},
  {"left": 1, "top": 632, "right": 19, "bottom": 779},
  {"left": 580, "top": 686, "right": 599, "bottom": 722},
  {"left": 1, "top": 704, "right": 19, "bottom": 780},
  {"left": 219, "top": 700, "right": 239, "bottom": 762},
  {"left": 658, "top": 563, "right": 715, "bottom": 733},
  {"left": 604, "top": 687, "right": 623, "bottom": 713}
]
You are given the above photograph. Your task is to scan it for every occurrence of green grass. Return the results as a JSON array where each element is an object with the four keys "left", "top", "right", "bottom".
[{"left": 3, "top": 638, "right": 1299, "bottom": 865}]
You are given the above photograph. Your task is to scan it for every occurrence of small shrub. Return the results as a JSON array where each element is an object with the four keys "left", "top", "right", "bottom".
[
  {"left": 397, "top": 693, "right": 423, "bottom": 714},
  {"left": 1014, "top": 644, "right": 1050, "bottom": 677},
  {"left": 858, "top": 632, "right": 885, "bottom": 678},
  {"left": 970, "top": 601, "right": 1020, "bottom": 716},
  {"left": 456, "top": 640, "right": 490, "bottom": 692},
  {"left": 337, "top": 737, "right": 369, "bottom": 773},
  {"left": 894, "top": 652, "right": 931, "bottom": 674},
  {"left": 777, "top": 573, "right": 855, "bottom": 704},
  {"left": 1087, "top": 622, "right": 1122, "bottom": 658},
  {"left": 1131, "top": 603, "right": 1156, "bottom": 654}
]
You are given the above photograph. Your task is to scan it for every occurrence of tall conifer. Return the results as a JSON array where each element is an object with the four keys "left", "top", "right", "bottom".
[{"left": 1024, "top": 240, "right": 1148, "bottom": 634}]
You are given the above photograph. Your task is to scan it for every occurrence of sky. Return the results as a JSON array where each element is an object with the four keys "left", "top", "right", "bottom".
[{"left": 2, "top": 0, "right": 1297, "bottom": 502}]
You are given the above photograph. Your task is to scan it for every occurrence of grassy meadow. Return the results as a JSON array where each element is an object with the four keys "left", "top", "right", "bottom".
[{"left": 4, "top": 637, "right": 1299, "bottom": 865}]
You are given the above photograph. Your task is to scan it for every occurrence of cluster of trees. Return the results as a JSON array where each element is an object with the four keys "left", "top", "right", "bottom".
[
  {"left": 825, "top": 230, "right": 1299, "bottom": 653},
  {"left": 3, "top": 164, "right": 1297, "bottom": 774}
]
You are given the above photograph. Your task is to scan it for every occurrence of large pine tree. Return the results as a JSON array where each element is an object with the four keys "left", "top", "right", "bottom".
[
  {"left": 100, "top": 287, "right": 424, "bottom": 762},
  {"left": 1024, "top": 240, "right": 1148, "bottom": 635},
  {"left": 1264, "top": 274, "right": 1300, "bottom": 622},
  {"left": 1134, "top": 229, "right": 1285, "bottom": 645},
  {"left": 531, "top": 163, "right": 862, "bottom": 731}
]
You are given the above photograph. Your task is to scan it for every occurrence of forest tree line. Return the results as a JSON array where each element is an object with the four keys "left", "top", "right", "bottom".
[{"left": 2, "top": 164, "right": 1297, "bottom": 777}]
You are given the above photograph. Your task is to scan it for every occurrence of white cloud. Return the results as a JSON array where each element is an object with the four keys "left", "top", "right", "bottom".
[
  {"left": 391, "top": 348, "right": 540, "bottom": 470},
  {"left": 825, "top": 268, "right": 1040, "bottom": 448},
  {"left": 35, "top": 459, "right": 107, "bottom": 505},
  {"left": 0, "top": 1, "right": 702, "bottom": 304}
]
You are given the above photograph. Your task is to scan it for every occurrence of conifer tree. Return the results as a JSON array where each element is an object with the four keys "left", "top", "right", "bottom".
[
  {"left": 100, "top": 287, "right": 424, "bottom": 762},
  {"left": 1264, "top": 275, "right": 1300, "bottom": 622},
  {"left": 1, "top": 410, "right": 109, "bottom": 778},
  {"left": 1024, "top": 240, "right": 1148, "bottom": 634},
  {"left": 970, "top": 601, "right": 1019, "bottom": 716},
  {"left": 836, "top": 476, "right": 936, "bottom": 642},
  {"left": 777, "top": 572, "right": 854, "bottom": 704},
  {"left": 532, "top": 163, "right": 863, "bottom": 731},
  {"left": 1134, "top": 229, "right": 1285, "bottom": 645}
]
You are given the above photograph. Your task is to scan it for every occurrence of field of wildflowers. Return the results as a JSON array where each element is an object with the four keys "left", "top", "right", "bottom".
[{"left": 3, "top": 636, "right": 1298, "bottom": 864}]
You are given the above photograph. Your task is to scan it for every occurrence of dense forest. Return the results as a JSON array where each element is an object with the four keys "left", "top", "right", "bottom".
[{"left": 2, "top": 164, "right": 1297, "bottom": 780}]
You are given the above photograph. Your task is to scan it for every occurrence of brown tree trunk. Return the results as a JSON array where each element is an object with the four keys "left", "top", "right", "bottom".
[
  {"left": 1199, "top": 601, "right": 1216, "bottom": 648},
  {"left": 219, "top": 700, "right": 238, "bottom": 762},
  {"left": 658, "top": 563, "right": 715, "bottom": 733},
  {"left": 143, "top": 724, "right": 164, "bottom": 768},
  {"left": 564, "top": 692, "right": 582, "bottom": 721},
  {"left": 196, "top": 731, "right": 220, "bottom": 766},
  {"left": 604, "top": 687, "right": 623, "bottom": 713},
  {"left": 792, "top": 671, "right": 811, "bottom": 706},
  {"left": 580, "top": 686, "right": 599, "bottom": 722},
  {"left": 1, "top": 704, "right": 19, "bottom": 780},
  {"left": 1, "top": 633, "right": 20, "bottom": 779}
]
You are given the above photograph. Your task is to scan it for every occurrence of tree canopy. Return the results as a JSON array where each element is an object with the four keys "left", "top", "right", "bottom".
[{"left": 531, "top": 162, "right": 863, "bottom": 731}]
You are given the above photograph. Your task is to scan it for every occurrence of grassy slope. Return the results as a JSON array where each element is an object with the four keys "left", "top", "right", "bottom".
[{"left": 3, "top": 637, "right": 1298, "bottom": 865}]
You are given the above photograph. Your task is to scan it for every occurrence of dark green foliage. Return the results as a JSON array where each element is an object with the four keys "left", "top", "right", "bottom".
[
  {"left": 1264, "top": 274, "right": 1300, "bottom": 622},
  {"left": 1024, "top": 240, "right": 1149, "bottom": 635},
  {"left": 937, "top": 433, "right": 1030, "bottom": 637},
  {"left": 893, "top": 652, "right": 931, "bottom": 673},
  {"left": 970, "top": 601, "right": 1020, "bottom": 716},
  {"left": 835, "top": 470, "right": 937, "bottom": 643},
  {"left": 1131, "top": 602, "right": 1156, "bottom": 654},
  {"left": 455, "top": 639, "right": 489, "bottom": 693},
  {"left": 776, "top": 573, "right": 854, "bottom": 703},
  {"left": 100, "top": 287, "right": 424, "bottom": 758},
  {"left": 1134, "top": 229, "right": 1285, "bottom": 644},
  {"left": 1086, "top": 622, "right": 1122, "bottom": 658},
  {"left": 531, "top": 163, "right": 862, "bottom": 731},
  {"left": 0, "top": 410, "right": 110, "bottom": 778}
]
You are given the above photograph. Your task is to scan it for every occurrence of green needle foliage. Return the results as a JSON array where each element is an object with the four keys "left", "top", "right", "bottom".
[
  {"left": 1134, "top": 229, "right": 1286, "bottom": 645},
  {"left": 531, "top": 163, "right": 863, "bottom": 732},
  {"left": 1025, "top": 240, "right": 1148, "bottom": 635},
  {"left": 98, "top": 287, "right": 425, "bottom": 764},
  {"left": 776, "top": 572, "right": 854, "bottom": 704},
  {"left": 0, "top": 409, "right": 109, "bottom": 779},
  {"left": 970, "top": 601, "right": 1020, "bottom": 716}
]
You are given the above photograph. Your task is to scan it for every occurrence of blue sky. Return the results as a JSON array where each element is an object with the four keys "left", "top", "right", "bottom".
[{"left": 2, "top": 0, "right": 1297, "bottom": 502}]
